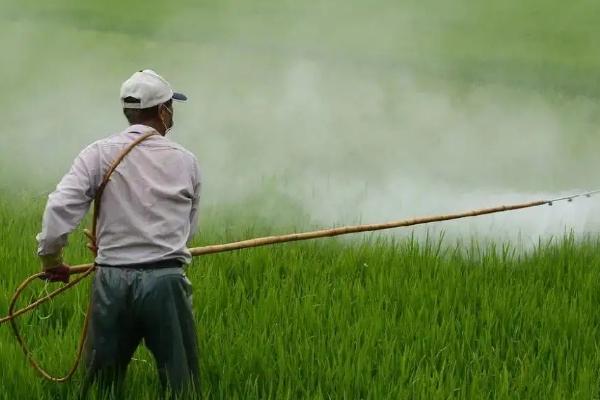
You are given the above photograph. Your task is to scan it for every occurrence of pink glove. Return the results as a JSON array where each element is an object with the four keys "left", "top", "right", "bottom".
[{"left": 41, "top": 265, "right": 70, "bottom": 284}]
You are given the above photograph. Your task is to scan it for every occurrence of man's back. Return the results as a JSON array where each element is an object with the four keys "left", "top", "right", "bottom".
[
  {"left": 92, "top": 125, "right": 201, "bottom": 265},
  {"left": 36, "top": 124, "right": 201, "bottom": 266}
]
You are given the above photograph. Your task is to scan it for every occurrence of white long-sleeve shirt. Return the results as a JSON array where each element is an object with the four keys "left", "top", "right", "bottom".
[{"left": 36, "top": 124, "right": 201, "bottom": 266}]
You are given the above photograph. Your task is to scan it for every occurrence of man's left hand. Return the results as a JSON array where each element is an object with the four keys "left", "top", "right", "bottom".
[
  {"left": 39, "top": 253, "right": 70, "bottom": 283},
  {"left": 41, "top": 265, "right": 71, "bottom": 283}
]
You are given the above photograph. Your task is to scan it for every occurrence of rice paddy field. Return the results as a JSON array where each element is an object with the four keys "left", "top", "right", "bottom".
[{"left": 3, "top": 0, "right": 600, "bottom": 399}]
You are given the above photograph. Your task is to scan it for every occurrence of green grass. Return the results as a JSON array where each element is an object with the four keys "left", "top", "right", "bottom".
[{"left": 2, "top": 196, "right": 600, "bottom": 399}]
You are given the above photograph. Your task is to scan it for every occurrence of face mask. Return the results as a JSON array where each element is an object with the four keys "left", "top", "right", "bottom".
[{"left": 159, "top": 104, "right": 174, "bottom": 135}]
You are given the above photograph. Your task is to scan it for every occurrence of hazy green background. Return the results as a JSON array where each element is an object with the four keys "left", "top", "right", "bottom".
[{"left": 2, "top": 0, "right": 600, "bottom": 242}]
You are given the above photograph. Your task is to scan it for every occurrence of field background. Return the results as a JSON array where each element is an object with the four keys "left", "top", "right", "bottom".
[{"left": 2, "top": 0, "right": 600, "bottom": 398}]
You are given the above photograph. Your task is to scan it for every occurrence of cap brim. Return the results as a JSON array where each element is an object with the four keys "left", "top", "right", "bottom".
[{"left": 172, "top": 92, "right": 187, "bottom": 102}]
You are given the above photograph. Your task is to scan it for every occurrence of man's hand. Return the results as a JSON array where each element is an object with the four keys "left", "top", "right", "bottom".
[
  {"left": 39, "top": 253, "right": 70, "bottom": 283},
  {"left": 83, "top": 229, "right": 98, "bottom": 255},
  {"left": 41, "top": 264, "right": 71, "bottom": 283}
]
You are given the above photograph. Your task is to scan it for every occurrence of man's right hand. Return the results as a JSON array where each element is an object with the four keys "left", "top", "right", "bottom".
[{"left": 83, "top": 229, "right": 98, "bottom": 255}]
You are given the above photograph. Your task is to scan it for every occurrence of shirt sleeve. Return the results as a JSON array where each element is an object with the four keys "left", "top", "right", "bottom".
[
  {"left": 36, "top": 145, "right": 99, "bottom": 266},
  {"left": 188, "top": 157, "right": 202, "bottom": 243}
]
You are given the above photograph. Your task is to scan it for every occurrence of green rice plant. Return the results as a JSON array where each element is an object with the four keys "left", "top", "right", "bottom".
[{"left": 2, "top": 195, "right": 600, "bottom": 399}]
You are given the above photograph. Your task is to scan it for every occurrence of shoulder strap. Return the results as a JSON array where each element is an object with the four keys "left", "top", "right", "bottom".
[{"left": 88, "top": 131, "right": 159, "bottom": 253}]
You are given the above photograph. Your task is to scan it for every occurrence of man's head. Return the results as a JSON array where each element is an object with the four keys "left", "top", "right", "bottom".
[
  {"left": 123, "top": 99, "right": 174, "bottom": 133},
  {"left": 120, "top": 69, "right": 187, "bottom": 135}
]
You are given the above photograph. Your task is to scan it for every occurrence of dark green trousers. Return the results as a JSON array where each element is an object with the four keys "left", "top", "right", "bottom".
[{"left": 81, "top": 265, "right": 199, "bottom": 398}]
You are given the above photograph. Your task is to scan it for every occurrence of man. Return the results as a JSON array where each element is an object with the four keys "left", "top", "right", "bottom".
[{"left": 36, "top": 69, "right": 202, "bottom": 397}]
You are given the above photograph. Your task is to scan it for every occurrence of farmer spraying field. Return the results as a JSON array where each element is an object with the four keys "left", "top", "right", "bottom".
[
  {"left": 36, "top": 69, "right": 201, "bottom": 397},
  {"left": 2, "top": 68, "right": 600, "bottom": 397},
  {"left": 7, "top": 1, "right": 600, "bottom": 398},
  {"left": 3, "top": 129, "right": 599, "bottom": 396}
]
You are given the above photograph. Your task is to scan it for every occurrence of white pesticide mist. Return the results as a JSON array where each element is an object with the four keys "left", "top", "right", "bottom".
[
  {"left": 2, "top": 1, "right": 600, "bottom": 246},
  {"left": 190, "top": 59, "right": 600, "bottom": 246}
]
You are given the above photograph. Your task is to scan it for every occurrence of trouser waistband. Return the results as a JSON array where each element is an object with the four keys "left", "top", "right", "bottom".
[{"left": 96, "top": 259, "right": 183, "bottom": 270}]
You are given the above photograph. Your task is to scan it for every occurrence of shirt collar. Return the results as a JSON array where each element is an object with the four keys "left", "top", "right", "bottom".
[{"left": 126, "top": 124, "right": 161, "bottom": 135}]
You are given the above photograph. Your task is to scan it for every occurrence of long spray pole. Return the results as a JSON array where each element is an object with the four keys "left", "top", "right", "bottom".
[{"left": 67, "top": 189, "right": 600, "bottom": 275}]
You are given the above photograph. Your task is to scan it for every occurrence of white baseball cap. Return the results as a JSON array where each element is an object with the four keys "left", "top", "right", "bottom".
[{"left": 120, "top": 69, "right": 187, "bottom": 109}]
